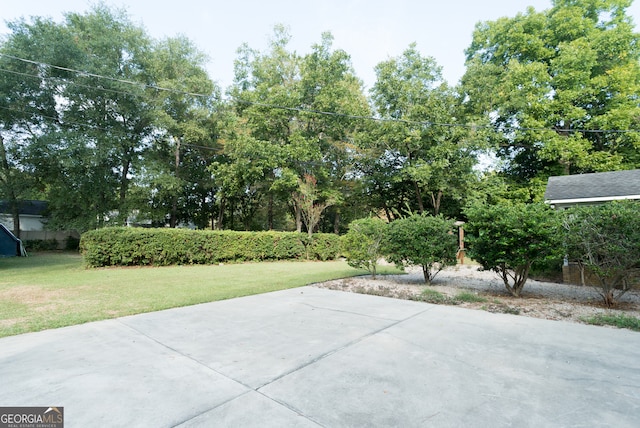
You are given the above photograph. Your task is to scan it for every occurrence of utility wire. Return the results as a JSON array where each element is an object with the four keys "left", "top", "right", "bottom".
[
  {"left": 0, "top": 105, "right": 218, "bottom": 152},
  {"left": 0, "top": 66, "right": 147, "bottom": 98},
  {"left": 0, "top": 53, "right": 210, "bottom": 98},
  {"left": 1, "top": 52, "right": 639, "bottom": 135}
]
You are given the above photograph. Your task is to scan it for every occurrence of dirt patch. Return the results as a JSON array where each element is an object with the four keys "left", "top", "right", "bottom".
[
  {"left": 313, "top": 264, "right": 640, "bottom": 325},
  {"left": 0, "top": 286, "right": 72, "bottom": 306}
]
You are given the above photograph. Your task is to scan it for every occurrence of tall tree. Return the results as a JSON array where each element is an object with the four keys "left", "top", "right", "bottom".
[
  {"left": 0, "top": 17, "right": 65, "bottom": 236},
  {"left": 228, "top": 25, "right": 303, "bottom": 230},
  {"left": 229, "top": 27, "right": 369, "bottom": 232},
  {"left": 3, "top": 6, "right": 157, "bottom": 231},
  {"left": 2, "top": 5, "right": 220, "bottom": 231},
  {"left": 462, "top": 0, "right": 640, "bottom": 195},
  {"left": 59, "top": 5, "right": 156, "bottom": 228},
  {"left": 143, "top": 35, "right": 220, "bottom": 228},
  {"left": 298, "top": 33, "right": 370, "bottom": 232},
  {"left": 369, "top": 44, "right": 475, "bottom": 217}
]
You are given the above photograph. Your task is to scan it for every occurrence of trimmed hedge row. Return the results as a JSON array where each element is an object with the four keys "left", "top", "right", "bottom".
[{"left": 80, "top": 227, "right": 340, "bottom": 267}]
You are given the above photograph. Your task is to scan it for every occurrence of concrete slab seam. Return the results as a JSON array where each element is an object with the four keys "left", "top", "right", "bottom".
[
  {"left": 299, "top": 301, "right": 434, "bottom": 322},
  {"left": 255, "top": 306, "right": 435, "bottom": 391},
  {"left": 115, "top": 316, "right": 351, "bottom": 427},
  {"left": 252, "top": 389, "right": 327, "bottom": 428},
  {"left": 170, "top": 390, "right": 253, "bottom": 428},
  {"left": 114, "top": 320, "right": 295, "bottom": 427},
  {"left": 115, "top": 319, "right": 256, "bottom": 389}
]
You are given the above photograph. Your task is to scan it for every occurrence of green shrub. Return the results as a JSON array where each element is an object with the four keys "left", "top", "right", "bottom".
[
  {"left": 24, "top": 239, "right": 59, "bottom": 252},
  {"left": 304, "top": 233, "right": 341, "bottom": 261},
  {"left": 65, "top": 236, "right": 80, "bottom": 251},
  {"left": 563, "top": 201, "right": 640, "bottom": 308},
  {"left": 465, "top": 202, "right": 562, "bottom": 297},
  {"left": 341, "top": 217, "right": 388, "bottom": 278},
  {"left": 383, "top": 214, "right": 458, "bottom": 284},
  {"left": 80, "top": 227, "right": 340, "bottom": 267}
]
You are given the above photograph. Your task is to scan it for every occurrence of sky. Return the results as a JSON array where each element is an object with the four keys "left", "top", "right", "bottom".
[{"left": 3, "top": 0, "right": 640, "bottom": 92}]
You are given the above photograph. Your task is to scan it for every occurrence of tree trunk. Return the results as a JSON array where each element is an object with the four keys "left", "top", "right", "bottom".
[
  {"left": 422, "top": 265, "right": 431, "bottom": 284},
  {"left": 333, "top": 209, "right": 340, "bottom": 234},
  {"left": 413, "top": 180, "right": 424, "bottom": 214},
  {"left": 10, "top": 200, "right": 20, "bottom": 238},
  {"left": 0, "top": 135, "right": 20, "bottom": 237},
  {"left": 170, "top": 139, "right": 181, "bottom": 228},
  {"left": 382, "top": 202, "right": 393, "bottom": 222},
  {"left": 119, "top": 157, "right": 132, "bottom": 225},
  {"left": 430, "top": 190, "right": 443, "bottom": 216},
  {"left": 602, "top": 290, "right": 616, "bottom": 308},
  {"left": 295, "top": 204, "right": 302, "bottom": 233},
  {"left": 120, "top": 158, "right": 131, "bottom": 205},
  {"left": 268, "top": 193, "right": 274, "bottom": 230},
  {"left": 499, "top": 262, "right": 531, "bottom": 297},
  {"left": 216, "top": 196, "right": 225, "bottom": 230}
]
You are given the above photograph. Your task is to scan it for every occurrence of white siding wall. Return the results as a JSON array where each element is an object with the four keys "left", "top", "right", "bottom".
[{"left": 0, "top": 215, "right": 46, "bottom": 231}]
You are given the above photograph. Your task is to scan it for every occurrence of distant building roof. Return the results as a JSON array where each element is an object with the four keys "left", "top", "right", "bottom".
[
  {"left": 545, "top": 169, "right": 640, "bottom": 208},
  {"left": 0, "top": 200, "right": 48, "bottom": 216}
]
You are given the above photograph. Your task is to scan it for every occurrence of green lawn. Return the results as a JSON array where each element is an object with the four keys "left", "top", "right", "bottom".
[{"left": 0, "top": 253, "right": 381, "bottom": 338}]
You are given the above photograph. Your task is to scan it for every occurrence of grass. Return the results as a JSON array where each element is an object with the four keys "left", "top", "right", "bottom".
[
  {"left": 416, "top": 288, "right": 456, "bottom": 304},
  {"left": 454, "top": 291, "right": 488, "bottom": 303},
  {"left": 413, "top": 288, "right": 489, "bottom": 305},
  {"left": 0, "top": 252, "right": 378, "bottom": 338},
  {"left": 581, "top": 313, "right": 640, "bottom": 332}
]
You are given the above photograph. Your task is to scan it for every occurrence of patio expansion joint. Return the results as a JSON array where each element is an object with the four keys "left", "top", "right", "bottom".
[
  {"left": 116, "top": 319, "right": 252, "bottom": 384},
  {"left": 298, "top": 301, "right": 433, "bottom": 322},
  {"left": 256, "top": 305, "right": 435, "bottom": 391},
  {"left": 245, "top": 306, "right": 435, "bottom": 424},
  {"left": 116, "top": 320, "right": 289, "bottom": 427}
]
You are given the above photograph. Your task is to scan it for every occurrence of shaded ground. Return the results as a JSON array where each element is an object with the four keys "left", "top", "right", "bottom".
[{"left": 313, "top": 264, "right": 640, "bottom": 325}]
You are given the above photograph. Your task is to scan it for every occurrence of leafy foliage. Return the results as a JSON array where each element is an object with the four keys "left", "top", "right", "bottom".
[
  {"left": 4, "top": 1, "right": 640, "bottom": 243},
  {"left": 80, "top": 227, "right": 340, "bottom": 267},
  {"left": 462, "top": 0, "right": 640, "bottom": 198},
  {"left": 341, "top": 217, "right": 388, "bottom": 278},
  {"left": 465, "top": 203, "right": 562, "bottom": 296},
  {"left": 367, "top": 44, "right": 476, "bottom": 217},
  {"left": 293, "top": 174, "right": 339, "bottom": 238},
  {"left": 383, "top": 214, "right": 458, "bottom": 284},
  {"left": 563, "top": 201, "right": 640, "bottom": 307}
]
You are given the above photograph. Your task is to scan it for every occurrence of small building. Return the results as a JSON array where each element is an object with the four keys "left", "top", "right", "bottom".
[
  {"left": 544, "top": 169, "right": 640, "bottom": 209},
  {"left": 0, "top": 200, "right": 48, "bottom": 232},
  {"left": 0, "top": 223, "right": 25, "bottom": 257},
  {"left": 0, "top": 200, "right": 79, "bottom": 250},
  {"left": 545, "top": 169, "right": 640, "bottom": 286}
]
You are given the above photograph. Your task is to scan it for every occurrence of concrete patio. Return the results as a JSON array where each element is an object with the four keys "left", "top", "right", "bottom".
[{"left": 1, "top": 286, "right": 638, "bottom": 427}]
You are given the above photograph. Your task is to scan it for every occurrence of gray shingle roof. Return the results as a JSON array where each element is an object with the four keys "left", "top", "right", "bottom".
[
  {"left": 544, "top": 169, "right": 640, "bottom": 202},
  {"left": 0, "top": 200, "right": 48, "bottom": 216}
]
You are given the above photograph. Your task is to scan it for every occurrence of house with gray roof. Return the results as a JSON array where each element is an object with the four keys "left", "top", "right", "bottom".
[
  {"left": 545, "top": 170, "right": 640, "bottom": 286},
  {"left": 0, "top": 200, "right": 48, "bottom": 232},
  {"left": 544, "top": 169, "right": 640, "bottom": 209}
]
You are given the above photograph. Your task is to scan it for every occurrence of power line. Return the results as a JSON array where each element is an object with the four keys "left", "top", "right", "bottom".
[
  {"left": 0, "top": 66, "right": 148, "bottom": 98},
  {"left": 0, "top": 53, "right": 212, "bottom": 99},
  {"left": 1, "top": 52, "right": 639, "bottom": 135},
  {"left": 0, "top": 105, "right": 218, "bottom": 152}
]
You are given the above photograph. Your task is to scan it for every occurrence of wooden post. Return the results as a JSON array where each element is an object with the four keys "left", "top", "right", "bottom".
[{"left": 457, "top": 225, "right": 465, "bottom": 264}]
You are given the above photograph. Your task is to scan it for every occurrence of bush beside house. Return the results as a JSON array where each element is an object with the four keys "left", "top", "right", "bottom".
[{"left": 465, "top": 203, "right": 563, "bottom": 297}]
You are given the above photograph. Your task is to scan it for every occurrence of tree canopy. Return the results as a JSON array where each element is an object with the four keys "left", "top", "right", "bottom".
[
  {"left": 462, "top": 0, "right": 640, "bottom": 199},
  {"left": 1, "top": 1, "right": 639, "bottom": 235}
]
